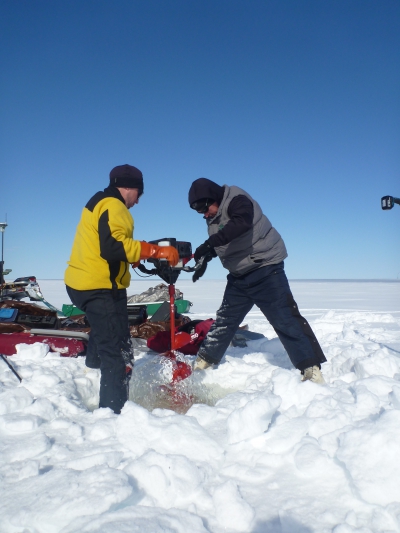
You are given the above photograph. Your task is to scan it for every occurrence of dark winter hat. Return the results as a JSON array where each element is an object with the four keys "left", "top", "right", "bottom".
[{"left": 109, "top": 164, "right": 144, "bottom": 194}]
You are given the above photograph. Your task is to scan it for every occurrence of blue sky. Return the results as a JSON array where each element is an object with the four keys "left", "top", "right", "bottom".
[{"left": 1, "top": 0, "right": 399, "bottom": 281}]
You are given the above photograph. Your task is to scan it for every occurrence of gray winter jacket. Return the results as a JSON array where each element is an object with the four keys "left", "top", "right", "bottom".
[{"left": 207, "top": 185, "right": 287, "bottom": 276}]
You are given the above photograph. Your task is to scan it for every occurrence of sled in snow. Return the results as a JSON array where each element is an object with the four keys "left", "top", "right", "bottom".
[{"left": 0, "top": 328, "right": 88, "bottom": 357}]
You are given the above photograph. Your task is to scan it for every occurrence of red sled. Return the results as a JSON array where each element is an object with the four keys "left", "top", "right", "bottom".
[{"left": 0, "top": 329, "right": 88, "bottom": 357}]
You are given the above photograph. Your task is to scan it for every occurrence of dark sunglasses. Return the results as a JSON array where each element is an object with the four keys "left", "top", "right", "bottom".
[
  {"left": 190, "top": 198, "right": 213, "bottom": 213},
  {"left": 137, "top": 189, "right": 144, "bottom": 198}
]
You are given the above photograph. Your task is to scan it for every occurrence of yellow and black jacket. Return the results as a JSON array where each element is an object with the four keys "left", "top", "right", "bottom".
[{"left": 65, "top": 186, "right": 141, "bottom": 290}]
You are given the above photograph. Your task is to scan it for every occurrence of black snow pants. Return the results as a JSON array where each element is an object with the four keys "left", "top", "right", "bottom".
[
  {"left": 197, "top": 262, "right": 326, "bottom": 371},
  {"left": 66, "top": 286, "right": 133, "bottom": 414}
]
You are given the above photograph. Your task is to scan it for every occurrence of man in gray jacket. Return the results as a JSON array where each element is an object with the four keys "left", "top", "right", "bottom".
[{"left": 189, "top": 177, "right": 326, "bottom": 383}]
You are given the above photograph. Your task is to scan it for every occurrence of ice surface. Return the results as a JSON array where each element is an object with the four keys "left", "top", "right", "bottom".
[{"left": 0, "top": 279, "right": 399, "bottom": 533}]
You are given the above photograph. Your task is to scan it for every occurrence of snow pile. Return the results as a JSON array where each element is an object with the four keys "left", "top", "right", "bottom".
[{"left": 1, "top": 281, "right": 400, "bottom": 533}]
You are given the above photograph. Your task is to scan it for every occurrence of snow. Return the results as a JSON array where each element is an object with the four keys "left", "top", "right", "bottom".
[{"left": 1, "top": 279, "right": 400, "bottom": 533}]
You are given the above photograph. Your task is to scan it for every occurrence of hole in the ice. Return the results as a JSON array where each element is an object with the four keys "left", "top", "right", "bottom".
[
  {"left": 129, "top": 354, "right": 235, "bottom": 414},
  {"left": 74, "top": 354, "right": 235, "bottom": 415}
]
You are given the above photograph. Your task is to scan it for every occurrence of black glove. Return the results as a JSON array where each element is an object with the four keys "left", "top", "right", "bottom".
[
  {"left": 194, "top": 240, "right": 216, "bottom": 262},
  {"left": 192, "top": 255, "right": 212, "bottom": 283},
  {"left": 192, "top": 261, "right": 208, "bottom": 283}
]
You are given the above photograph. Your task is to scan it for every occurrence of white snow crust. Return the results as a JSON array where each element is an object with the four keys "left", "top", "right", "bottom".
[{"left": 0, "top": 280, "right": 400, "bottom": 533}]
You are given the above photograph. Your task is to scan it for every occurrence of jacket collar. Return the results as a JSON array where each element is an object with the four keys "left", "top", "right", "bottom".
[{"left": 103, "top": 185, "right": 126, "bottom": 205}]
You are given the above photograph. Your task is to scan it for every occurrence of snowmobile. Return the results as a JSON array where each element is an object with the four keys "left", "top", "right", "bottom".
[
  {"left": 0, "top": 219, "right": 89, "bottom": 362},
  {"left": 0, "top": 276, "right": 88, "bottom": 362},
  {"left": 1, "top": 276, "right": 45, "bottom": 303}
]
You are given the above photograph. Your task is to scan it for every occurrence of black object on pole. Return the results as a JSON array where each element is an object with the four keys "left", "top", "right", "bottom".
[
  {"left": 0, "top": 354, "right": 22, "bottom": 382},
  {"left": 381, "top": 196, "right": 400, "bottom": 210}
]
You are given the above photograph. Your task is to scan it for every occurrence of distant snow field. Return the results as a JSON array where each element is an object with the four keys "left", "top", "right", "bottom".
[{"left": 1, "top": 279, "right": 400, "bottom": 533}]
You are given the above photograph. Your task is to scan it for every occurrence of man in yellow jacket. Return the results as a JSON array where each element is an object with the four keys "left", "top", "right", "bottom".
[{"left": 65, "top": 164, "right": 179, "bottom": 413}]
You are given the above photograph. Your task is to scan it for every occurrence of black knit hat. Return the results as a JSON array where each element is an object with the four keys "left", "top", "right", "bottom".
[{"left": 109, "top": 164, "right": 144, "bottom": 193}]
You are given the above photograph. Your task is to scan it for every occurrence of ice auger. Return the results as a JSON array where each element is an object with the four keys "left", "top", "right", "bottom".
[{"left": 134, "top": 238, "right": 206, "bottom": 382}]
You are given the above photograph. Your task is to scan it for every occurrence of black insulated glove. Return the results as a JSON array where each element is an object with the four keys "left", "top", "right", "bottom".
[
  {"left": 192, "top": 257, "right": 209, "bottom": 282},
  {"left": 193, "top": 240, "right": 216, "bottom": 262},
  {"left": 193, "top": 254, "right": 216, "bottom": 283}
]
